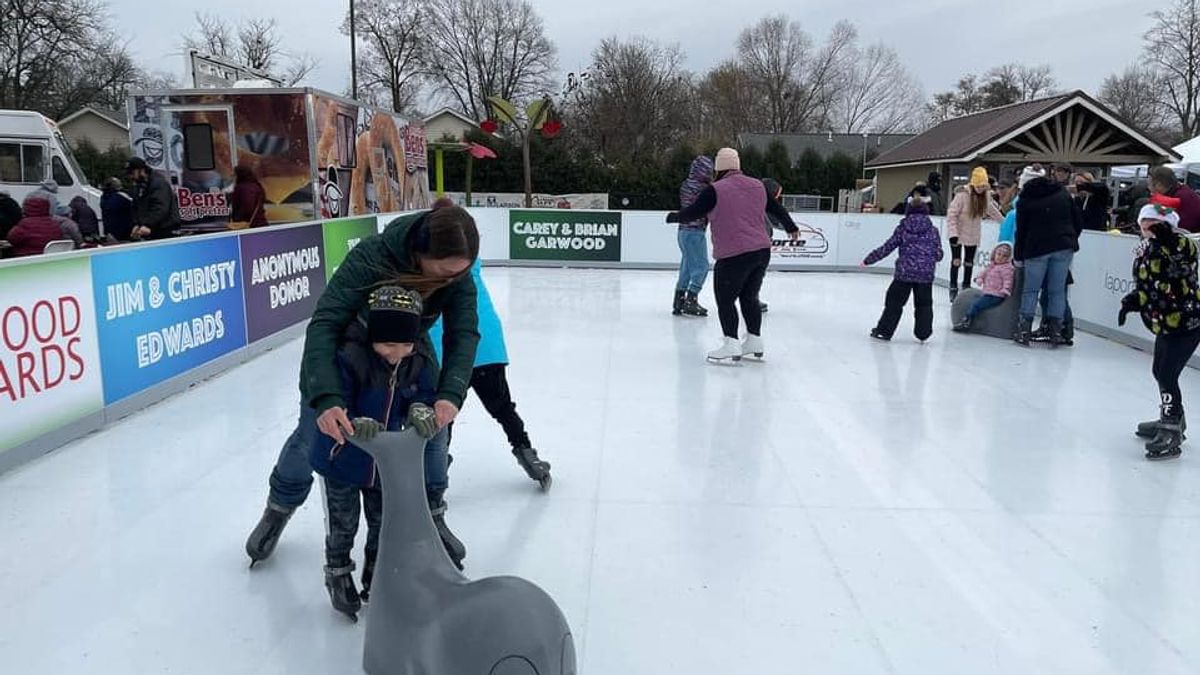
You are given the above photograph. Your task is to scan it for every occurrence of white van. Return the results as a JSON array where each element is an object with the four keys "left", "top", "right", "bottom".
[{"left": 0, "top": 110, "right": 102, "bottom": 230}]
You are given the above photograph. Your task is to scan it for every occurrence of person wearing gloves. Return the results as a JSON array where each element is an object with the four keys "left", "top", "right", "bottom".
[
  {"left": 1013, "top": 167, "right": 1081, "bottom": 346},
  {"left": 945, "top": 167, "right": 1004, "bottom": 301},
  {"left": 1120, "top": 204, "right": 1200, "bottom": 460},
  {"left": 863, "top": 185, "right": 944, "bottom": 342},
  {"left": 674, "top": 156, "right": 714, "bottom": 317},
  {"left": 953, "top": 243, "right": 1015, "bottom": 332},
  {"left": 666, "top": 148, "right": 800, "bottom": 364}
]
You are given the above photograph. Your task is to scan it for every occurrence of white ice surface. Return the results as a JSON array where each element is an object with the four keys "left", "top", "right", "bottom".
[{"left": 2, "top": 268, "right": 1200, "bottom": 675}]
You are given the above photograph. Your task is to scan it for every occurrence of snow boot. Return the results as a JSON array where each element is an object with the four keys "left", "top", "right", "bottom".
[
  {"left": 246, "top": 502, "right": 294, "bottom": 568},
  {"left": 324, "top": 563, "right": 362, "bottom": 622}
]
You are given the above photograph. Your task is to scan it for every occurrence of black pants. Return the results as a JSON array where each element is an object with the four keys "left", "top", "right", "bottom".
[
  {"left": 1153, "top": 329, "right": 1200, "bottom": 418},
  {"left": 322, "top": 476, "right": 382, "bottom": 569},
  {"left": 874, "top": 280, "right": 934, "bottom": 340},
  {"left": 713, "top": 248, "right": 770, "bottom": 338},
  {"left": 949, "top": 240, "right": 978, "bottom": 289},
  {"left": 468, "top": 364, "right": 531, "bottom": 449}
]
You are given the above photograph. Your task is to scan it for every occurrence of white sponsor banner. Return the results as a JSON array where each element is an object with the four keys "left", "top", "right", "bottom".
[
  {"left": 446, "top": 192, "right": 610, "bottom": 210},
  {"left": 771, "top": 213, "right": 839, "bottom": 268}
]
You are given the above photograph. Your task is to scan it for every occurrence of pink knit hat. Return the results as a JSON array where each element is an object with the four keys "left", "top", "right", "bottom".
[{"left": 714, "top": 148, "right": 741, "bottom": 173}]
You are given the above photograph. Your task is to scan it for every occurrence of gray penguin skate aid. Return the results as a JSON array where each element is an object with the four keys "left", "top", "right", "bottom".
[{"left": 349, "top": 429, "right": 577, "bottom": 675}]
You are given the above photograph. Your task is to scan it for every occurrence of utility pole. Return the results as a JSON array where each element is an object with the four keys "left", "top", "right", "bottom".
[{"left": 349, "top": 0, "right": 358, "bottom": 99}]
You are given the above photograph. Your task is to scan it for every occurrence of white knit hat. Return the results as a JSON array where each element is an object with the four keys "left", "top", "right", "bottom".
[
  {"left": 714, "top": 148, "right": 741, "bottom": 173},
  {"left": 1139, "top": 203, "right": 1181, "bottom": 228},
  {"left": 1018, "top": 166, "right": 1046, "bottom": 189}
]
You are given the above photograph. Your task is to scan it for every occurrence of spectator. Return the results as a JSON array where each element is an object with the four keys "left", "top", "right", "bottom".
[
  {"left": 7, "top": 193, "right": 72, "bottom": 256},
  {"left": 53, "top": 204, "right": 83, "bottom": 247},
  {"left": 126, "top": 157, "right": 180, "bottom": 240},
  {"left": 101, "top": 178, "right": 135, "bottom": 241},
  {"left": 927, "top": 171, "right": 947, "bottom": 216},
  {"left": 1013, "top": 171, "right": 1081, "bottom": 346},
  {"left": 1074, "top": 172, "right": 1111, "bottom": 231},
  {"left": 230, "top": 164, "right": 270, "bottom": 228},
  {"left": 1053, "top": 164, "right": 1074, "bottom": 187},
  {"left": 69, "top": 196, "right": 100, "bottom": 238},
  {"left": 0, "top": 189, "right": 21, "bottom": 239},
  {"left": 1148, "top": 165, "right": 1200, "bottom": 233}
]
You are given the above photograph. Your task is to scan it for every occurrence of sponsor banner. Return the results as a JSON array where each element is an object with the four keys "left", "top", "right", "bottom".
[
  {"left": 322, "top": 217, "right": 380, "bottom": 280},
  {"left": 510, "top": 210, "right": 622, "bottom": 262},
  {"left": 448, "top": 192, "right": 609, "bottom": 210},
  {"left": 0, "top": 257, "right": 104, "bottom": 452},
  {"left": 91, "top": 237, "right": 248, "bottom": 404},
  {"left": 770, "top": 214, "right": 840, "bottom": 267},
  {"left": 1071, "top": 230, "right": 1143, "bottom": 339},
  {"left": 239, "top": 225, "right": 327, "bottom": 342}
]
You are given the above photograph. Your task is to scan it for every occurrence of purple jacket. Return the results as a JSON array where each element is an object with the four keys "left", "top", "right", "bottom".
[
  {"left": 679, "top": 156, "right": 713, "bottom": 230},
  {"left": 864, "top": 207, "right": 945, "bottom": 283},
  {"left": 710, "top": 172, "right": 772, "bottom": 260}
]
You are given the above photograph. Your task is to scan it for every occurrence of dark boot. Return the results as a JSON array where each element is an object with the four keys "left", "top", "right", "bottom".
[
  {"left": 1013, "top": 316, "right": 1033, "bottom": 347},
  {"left": 1047, "top": 319, "right": 1069, "bottom": 347},
  {"left": 245, "top": 503, "right": 294, "bottom": 568},
  {"left": 672, "top": 290, "right": 685, "bottom": 316},
  {"left": 513, "top": 446, "right": 552, "bottom": 490},
  {"left": 429, "top": 500, "right": 466, "bottom": 570},
  {"left": 1137, "top": 415, "right": 1187, "bottom": 439},
  {"left": 359, "top": 552, "right": 376, "bottom": 603},
  {"left": 952, "top": 316, "right": 973, "bottom": 333},
  {"left": 949, "top": 286, "right": 959, "bottom": 302},
  {"left": 324, "top": 563, "right": 362, "bottom": 621},
  {"left": 681, "top": 292, "right": 707, "bottom": 317}
]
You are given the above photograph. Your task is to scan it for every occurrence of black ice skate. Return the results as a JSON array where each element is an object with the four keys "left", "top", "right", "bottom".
[
  {"left": 1146, "top": 421, "right": 1185, "bottom": 461},
  {"left": 681, "top": 292, "right": 708, "bottom": 318},
  {"left": 672, "top": 290, "right": 685, "bottom": 316},
  {"left": 952, "top": 317, "right": 972, "bottom": 333},
  {"left": 360, "top": 554, "right": 376, "bottom": 603},
  {"left": 513, "top": 446, "right": 552, "bottom": 491},
  {"left": 245, "top": 503, "right": 294, "bottom": 568},
  {"left": 1013, "top": 317, "right": 1033, "bottom": 347},
  {"left": 324, "top": 563, "right": 362, "bottom": 622},
  {"left": 869, "top": 328, "right": 891, "bottom": 342},
  {"left": 430, "top": 501, "right": 466, "bottom": 570},
  {"left": 1137, "top": 415, "right": 1187, "bottom": 440}
]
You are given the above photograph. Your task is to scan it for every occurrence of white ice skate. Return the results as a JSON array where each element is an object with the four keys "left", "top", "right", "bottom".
[
  {"left": 741, "top": 334, "right": 765, "bottom": 361},
  {"left": 706, "top": 337, "right": 743, "bottom": 365}
]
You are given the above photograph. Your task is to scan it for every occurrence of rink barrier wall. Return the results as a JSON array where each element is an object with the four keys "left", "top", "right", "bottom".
[{"left": 0, "top": 207, "right": 1169, "bottom": 474}]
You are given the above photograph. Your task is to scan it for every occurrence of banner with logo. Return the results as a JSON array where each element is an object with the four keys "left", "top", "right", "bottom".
[
  {"left": 510, "top": 210, "right": 622, "bottom": 262},
  {"left": 91, "top": 237, "right": 248, "bottom": 404},
  {"left": 770, "top": 213, "right": 840, "bottom": 268},
  {"left": 322, "top": 217, "right": 380, "bottom": 280},
  {"left": 239, "top": 225, "right": 327, "bottom": 342},
  {"left": 448, "top": 192, "right": 609, "bottom": 210},
  {"left": 0, "top": 258, "right": 105, "bottom": 452},
  {"left": 1071, "top": 231, "right": 1143, "bottom": 339}
]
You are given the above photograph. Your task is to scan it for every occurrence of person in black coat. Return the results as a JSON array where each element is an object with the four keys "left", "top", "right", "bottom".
[
  {"left": 1073, "top": 172, "right": 1111, "bottom": 231},
  {"left": 0, "top": 190, "right": 22, "bottom": 239},
  {"left": 126, "top": 157, "right": 180, "bottom": 240},
  {"left": 1013, "top": 176, "right": 1082, "bottom": 345},
  {"left": 100, "top": 178, "right": 135, "bottom": 242}
]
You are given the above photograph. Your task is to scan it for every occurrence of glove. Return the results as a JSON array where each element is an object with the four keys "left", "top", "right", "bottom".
[
  {"left": 665, "top": 212, "right": 681, "bottom": 224},
  {"left": 407, "top": 403, "right": 439, "bottom": 440},
  {"left": 1118, "top": 308, "right": 1129, "bottom": 327},
  {"left": 352, "top": 417, "right": 383, "bottom": 441}
]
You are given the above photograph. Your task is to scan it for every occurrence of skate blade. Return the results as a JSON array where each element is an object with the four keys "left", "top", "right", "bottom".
[
  {"left": 538, "top": 475, "right": 553, "bottom": 492},
  {"left": 706, "top": 356, "right": 743, "bottom": 366},
  {"left": 1146, "top": 449, "right": 1183, "bottom": 461},
  {"left": 741, "top": 353, "right": 765, "bottom": 362}
]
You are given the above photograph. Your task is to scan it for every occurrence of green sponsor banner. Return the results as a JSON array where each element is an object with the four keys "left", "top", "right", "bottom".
[
  {"left": 510, "top": 210, "right": 621, "bottom": 262},
  {"left": 321, "top": 217, "right": 380, "bottom": 281}
]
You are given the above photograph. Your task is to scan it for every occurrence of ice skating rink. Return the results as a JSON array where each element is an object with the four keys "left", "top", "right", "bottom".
[{"left": 2, "top": 267, "right": 1200, "bottom": 675}]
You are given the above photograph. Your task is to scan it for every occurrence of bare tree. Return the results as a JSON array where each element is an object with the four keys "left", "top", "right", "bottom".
[
  {"left": 183, "top": 12, "right": 234, "bottom": 57},
  {"left": 426, "top": 0, "right": 557, "bottom": 120},
  {"left": 237, "top": 18, "right": 282, "bottom": 73},
  {"left": 979, "top": 63, "right": 1057, "bottom": 107},
  {"left": 1100, "top": 65, "right": 1169, "bottom": 135},
  {"left": 832, "top": 42, "right": 924, "bottom": 133},
  {"left": 182, "top": 13, "right": 318, "bottom": 86},
  {"left": 343, "top": 0, "right": 428, "bottom": 113},
  {"left": 696, "top": 61, "right": 767, "bottom": 145},
  {"left": 1145, "top": 0, "right": 1200, "bottom": 138}
]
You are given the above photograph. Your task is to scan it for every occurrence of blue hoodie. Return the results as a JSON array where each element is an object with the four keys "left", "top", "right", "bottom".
[
  {"left": 998, "top": 197, "right": 1018, "bottom": 244},
  {"left": 429, "top": 259, "right": 508, "bottom": 367}
]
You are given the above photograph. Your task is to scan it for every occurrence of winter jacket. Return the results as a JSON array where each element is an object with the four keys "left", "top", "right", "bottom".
[
  {"left": 946, "top": 187, "right": 1003, "bottom": 246},
  {"left": 679, "top": 156, "right": 714, "bottom": 230},
  {"left": 0, "top": 193, "right": 21, "bottom": 238},
  {"left": 429, "top": 259, "right": 508, "bottom": 367},
  {"left": 670, "top": 171, "right": 798, "bottom": 260},
  {"left": 231, "top": 180, "right": 269, "bottom": 227},
  {"left": 1122, "top": 227, "right": 1200, "bottom": 335},
  {"left": 762, "top": 178, "right": 788, "bottom": 234},
  {"left": 69, "top": 197, "right": 99, "bottom": 238},
  {"left": 301, "top": 210, "right": 479, "bottom": 414},
  {"left": 309, "top": 320, "right": 438, "bottom": 488},
  {"left": 1166, "top": 184, "right": 1200, "bottom": 234},
  {"left": 101, "top": 189, "right": 134, "bottom": 241},
  {"left": 975, "top": 250, "right": 1015, "bottom": 297},
  {"left": 1014, "top": 178, "right": 1081, "bottom": 262},
  {"left": 8, "top": 194, "right": 64, "bottom": 256},
  {"left": 1075, "top": 182, "right": 1111, "bottom": 231},
  {"left": 133, "top": 171, "right": 180, "bottom": 239},
  {"left": 998, "top": 197, "right": 1018, "bottom": 243},
  {"left": 863, "top": 206, "right": 945, "bottom": 284}
]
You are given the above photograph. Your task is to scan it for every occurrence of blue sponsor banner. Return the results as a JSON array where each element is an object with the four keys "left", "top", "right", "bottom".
[{"left": 91, "top": 237, "right": 248, "bottom": 404}]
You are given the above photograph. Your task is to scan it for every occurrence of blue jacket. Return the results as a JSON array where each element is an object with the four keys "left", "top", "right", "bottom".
[
  {"left": 998, "top": 197, "right": 1017, "bottom": 244},
  {"left": 309, "top": 321, "right": 438, "bottom": 488},
  {"left": 429, "top": 259, "right": 508, "bottom": 367}
]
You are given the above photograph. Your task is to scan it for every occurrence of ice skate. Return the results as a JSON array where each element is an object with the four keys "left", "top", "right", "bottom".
[
  {"left": 869, "top": 328, "right": 891, "bottom": 342},
  {"left": 681, "top": 291, "right": 708, "bottom": 318},
  {"left": 952, "top": 317, "right": 972, "bottom": 333},
  {"left": 430, "top": 500, "right": 466, "bottom": 570},
  {"left": 1136, "top": 415, "right": 1187, "bottom": 440},
  {"left": 324, "top": 563, "right": 362, "bottom": 622},
  {"left": 1146, "top": 421, "right": 1185, "bottom": 461},
  {"left": 360, "top": 554, "right": 376, "bottom": 603},
  {"left": 706, "top": 337, "right": 743, "bottom": 365},
  {"left": 741, "top": 334, "right": 765, "bottom": 361},
  {"left": 1013, "top": 317, "right": 1033, "bottom": 347},
  {"left": 513, "top": 446, "right": 552, "bottom": 491},
  {"left": 245, "top": 503, "right": 294, "bottom": 568},
  {"left": 672, "top": 290, "right": 685, "bottom": 316}
]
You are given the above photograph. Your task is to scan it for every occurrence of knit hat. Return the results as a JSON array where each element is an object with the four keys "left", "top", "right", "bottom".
[
  {"left": 1018, "top": 165, "right": 1046, "bottom": 189},
  {"left": 969, "top": 167, "right": 989, "bottom": 188},
  {"left": 368, "top": 286, "right": 423, "bottom": 344},
  {"left": 714, "top": 148, "right": 741, "bottom": 173},
  {"left": 1139, "top": 203, "right": 1181, "bottom": 228}
]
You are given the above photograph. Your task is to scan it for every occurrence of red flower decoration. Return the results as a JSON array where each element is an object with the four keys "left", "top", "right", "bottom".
[
  {"left": 480, "top": 119, "right": 498, "bottom": 134},
  {"left": 541, "top": 119, "right": 562, "bottom": 138}
]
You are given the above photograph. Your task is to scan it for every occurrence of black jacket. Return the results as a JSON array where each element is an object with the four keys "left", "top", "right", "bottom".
[
  {"left": 101, "top": 189, "right": 134, "bottom": 241},
  {"left": 133, "top": 172, "right": 180, "bottom": 238},
  {"left": 1014, "top": 178, "right": 1081, "bottom": 261},
  {"left": 1075, "top": 182, "right": 1111, "bottom": 231},
  {"left": 0, "top": 193, "right": 21, "bottom": 238}
]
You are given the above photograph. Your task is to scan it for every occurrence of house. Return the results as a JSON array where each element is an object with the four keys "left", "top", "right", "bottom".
[
  {"left": 738, "top": 132, "right": 915, "bottom": 165},
  {"left": 423, "top": 107, "right": 479, "bottom": 143},
  {"left": 866, "top": 90, "right": 1179, "bottom": 210},
  {"left": 57, "top": 106, "right": 129, "bottom": 152}
]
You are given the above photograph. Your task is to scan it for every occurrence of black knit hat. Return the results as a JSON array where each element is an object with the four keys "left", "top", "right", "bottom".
[{"left": 368, "top": 286, "right": 423, "bottom": 344}]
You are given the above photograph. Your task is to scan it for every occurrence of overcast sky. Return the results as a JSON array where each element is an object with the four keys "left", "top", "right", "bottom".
[{"left": 112, "top": 0, "right": 1154, "bottom": 106}]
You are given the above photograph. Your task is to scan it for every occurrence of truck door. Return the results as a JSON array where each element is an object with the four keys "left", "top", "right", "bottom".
[{"left": 160, "top": 106, "right": 237, "bottom": 232}]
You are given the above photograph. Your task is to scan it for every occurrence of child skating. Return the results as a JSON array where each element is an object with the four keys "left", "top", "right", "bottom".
[
  {"left": 1119, "top": 204, "right": 1200, "bottom": 460},
  {"left": 953, "top": 242, "right": 1015, "bottom": 333},
  {"left": 863, "top": 186, "right": 945, "bottom": 342}
]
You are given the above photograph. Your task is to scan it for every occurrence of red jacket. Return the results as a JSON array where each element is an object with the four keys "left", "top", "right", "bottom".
[
  {"left": 8, "top": 195, "right": 62, "bottom": 256},
  {"left": 230, "top": 181, "right": 269, "bottom": 228}
]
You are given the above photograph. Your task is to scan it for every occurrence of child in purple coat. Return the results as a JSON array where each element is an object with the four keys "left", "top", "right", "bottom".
[{"left": 863, "top": 187, "right": 945, "bottom": 342}]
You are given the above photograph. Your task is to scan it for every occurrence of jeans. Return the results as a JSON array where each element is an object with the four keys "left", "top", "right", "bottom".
[
  {"left": 1153, "top": 329, "right": 1200, "bottom": 418},
  {"left": 713, "top": 248, "right": 770, "bottom": 338},
  {"left": 1019, "top": 249, "right": 1073, "bottom": 320},
  {"left": 966, "top": 294, "right": 1005, "bottom": 319},
  {"left": 676, "top": 228, "right": 710, "bottom": 294},
  {"left": 874, "top": 280, "right": 934, "bottom": 340},
  {"left": 322, "top": 475, "right": 382, "bottom": 568},
  {"left": 268, "top": 405, "right": 320, "bottom": 510},
  {"left": 469, "top": 364, "right": 531, "bottom": 449},
  {"left": 424, "top": 426, "right": 450, "bottom": 504}
]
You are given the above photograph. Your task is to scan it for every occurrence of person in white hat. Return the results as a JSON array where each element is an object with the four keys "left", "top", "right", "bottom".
[{"left": 1120, "top": 203, "right": 1200, "bottom": 460}]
